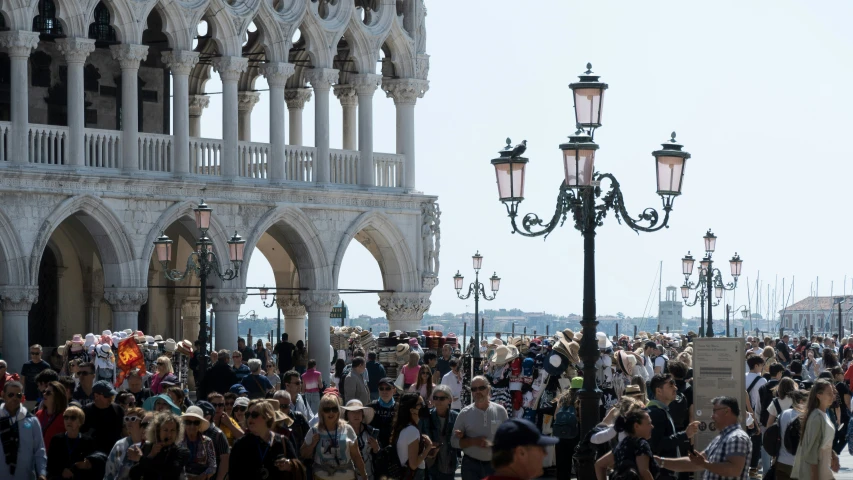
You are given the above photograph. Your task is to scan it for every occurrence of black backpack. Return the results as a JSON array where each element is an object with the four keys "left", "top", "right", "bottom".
[
  {"left": 784, "top": 415, "right": 802, "bottom": 455},
  {"left": 763, "top": 399, "right": 782, "bottom": 456},
  {"left": 668, "top": 386, "right": 690, "bottom": 430},
  {"left": 758, "top": 381, "right": 778, "bottom": 427}
]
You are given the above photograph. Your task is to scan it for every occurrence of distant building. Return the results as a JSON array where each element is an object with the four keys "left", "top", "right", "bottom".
[
  {"left": 778, "top": 296, "right": 853, "bottom": 333},
  {"left": 658, "top": 286, "right": 684, "bottom": 333}
]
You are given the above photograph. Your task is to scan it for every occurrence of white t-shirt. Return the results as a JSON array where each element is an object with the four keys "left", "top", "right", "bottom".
[
  {"left": 266, "top": 372, "right": 281, "bottom": 387},
  {"left": 396, "top": 425, "right": 425, "bottom": 470},
  {"left": 766, "top": 397, "right": 794, "bottom": 419},
  {"left": 441, "top": 371, "right": 463, "bottom": 410},
  {"left": 777, "top": 408, "right": 799, "bottom": 466},
  {"left": 654, "top": 355, "right": 669, "bottom": 372},
  {"left": 304, "top": 423, "right": 358, "bottom": 480},
  {"left": 745, "top": 372, "right": 766, "bottom": 411}
]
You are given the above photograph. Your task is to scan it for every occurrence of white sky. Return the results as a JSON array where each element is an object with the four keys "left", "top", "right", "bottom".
[{"left": 198, "top": 1, "right": 853, "bottom": 322}]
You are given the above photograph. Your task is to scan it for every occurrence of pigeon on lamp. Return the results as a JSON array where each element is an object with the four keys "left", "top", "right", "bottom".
[{"left": 510, "top": 140, "right": 527, "bottom": 158}]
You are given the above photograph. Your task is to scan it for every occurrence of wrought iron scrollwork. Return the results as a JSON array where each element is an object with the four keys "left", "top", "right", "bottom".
[{"left": 505, "top": 172, "right": 673, "bottom": 238}]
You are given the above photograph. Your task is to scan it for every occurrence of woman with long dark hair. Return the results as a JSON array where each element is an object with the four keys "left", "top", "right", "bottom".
[
  {"left": 231, "top": 399, "right": 305, "bottom": 479},
  {"left": 594, "top": 407, "right": 658, "bottom": 480},
  {"left": 818, "top": 349, "right": 839, "bottom": 374},
  {"left": 332, "top": 359, "right": 346, "bottom": 389},
  {"left": 792, "top": 379, "right": 839, "bottom": 480},
  {"left": 408, "top": 365, "right": 435, "bottom": 407},
  {"left": 36, "top": 381, "right": 67, "bottom": 450},
  {"left": 391, "top": 392, "right": 433, "bottom": 480}
]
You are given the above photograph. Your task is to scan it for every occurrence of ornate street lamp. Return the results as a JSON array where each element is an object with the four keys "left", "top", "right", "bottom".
[
  {"left": 453, "top": 251, "right": 500, "bottom": 360},
  {"left": 153, "top": 200, "right": 245, "bottom": 383},
  {"left": 681, "top": 229, "right": 741, "bottom": 338},
  {"left": 491, "top": 63, "right": 690, "bottom": 470}
]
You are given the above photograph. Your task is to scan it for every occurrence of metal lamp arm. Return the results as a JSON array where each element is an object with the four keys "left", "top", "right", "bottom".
[
  {"left": 162, "top": 252, "right": 199, "bottom": 282},
  {"left": 261, "top": 298, "right": 276, "bottom": 308},
  {"left": 479, "top": 283, "right": 496, "bottom": 301},
  {"left": 683, "top": 293, "right": 701, "bottom": 307},
  {"left": 596, "top": 173, "right": 672, "bottom": 234},
  {"left": 507, "top": 182, "right": 574, "bottom": 238},
  {"left": 456, "top": 283, "right": 475, "bottom": 301},
  {"left": 203, "top": 252, "right": 239, "bottom": 282}
]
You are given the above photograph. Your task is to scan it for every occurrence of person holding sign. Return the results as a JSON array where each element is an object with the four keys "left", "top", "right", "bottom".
[{"left": 655, "top": 396, "right": 751, "bottom": 480}]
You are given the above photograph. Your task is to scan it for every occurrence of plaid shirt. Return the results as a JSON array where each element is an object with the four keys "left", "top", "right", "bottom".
[{"left": 702, "top": 423, "right": 751, "bottom": 480}]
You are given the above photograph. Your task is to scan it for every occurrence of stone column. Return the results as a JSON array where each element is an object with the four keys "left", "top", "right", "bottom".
[
  {"left": 0, "top": 286, "right": 38, "bottom": 374},
  {"left": 303, "top": 69, "right": 339, "bottom": 184},
  {"left": 0, "top": 31, "right": 39, "bottom": 164},
  {"left": 378, "top": 292, "right": 431, "bottom": 333},
  {"left": 260, "top": 63, "right": 294, "bottom": 182},
  {"left": 56, "top": 37, "right": 96, "bottom": 167},
  {"left": 110, "top": 44, "right": 149, "bottom": 172},
  {"left": 333, "top": 85, "right": 357, "bottom": 151},
  {"left": 382, "top": 79, "right": 429, "bottom": 191},
  {"left": 212, "top": 56, "right": 249, "bottom": 179},
  {"left": 279, "top": 295, "right": 306, "bottom": 344},
  {"left": 181, "top": 299, "right": 201, "bottom": 342},
  {"left": 284, "top": 88, "right": 311, "bottom": 146},
  {"left": 85, "top": 295, "right": 103, "bottom": 335},
  {"left": 162, "top": 50, "right": 200, "bottom": 175},
  {"left": 210, "top": 289, "right": 247, "bottom": 351},
  {"left": 188, "top": 95, "right": 210, "bottom": 138},
  {"left": 353, "top": 74, "right": 381, "bottom": 187},
  {"left": 300, "top": 291, "right": 338, "bottom": 384},
  {"left": 237, "top": 91, "right": 260, "bottom": 141},
  {"left": 104, "top": 288, "right": 148, "bottom": 332}
]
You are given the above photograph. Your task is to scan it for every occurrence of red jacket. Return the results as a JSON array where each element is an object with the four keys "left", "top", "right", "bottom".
[{"left": 35, "top": 409, "right": 66, "bottom": 450}]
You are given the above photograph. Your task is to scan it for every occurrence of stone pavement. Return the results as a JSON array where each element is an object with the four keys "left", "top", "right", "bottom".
[{"left": 838, "top": 449, "right": 853, "bottom": 480}]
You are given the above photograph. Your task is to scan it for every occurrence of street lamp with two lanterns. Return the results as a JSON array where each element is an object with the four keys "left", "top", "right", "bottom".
[
  {"left": 153, "top": 200, "right": 246, "bottom": 383},
  {"left": 452, "top": 251, "right": 501, "bottom": 359}
]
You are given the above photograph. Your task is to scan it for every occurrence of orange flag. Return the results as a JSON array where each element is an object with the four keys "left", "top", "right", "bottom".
[{"left": 115, "top": 337, "right": 146, "bottom": 387}]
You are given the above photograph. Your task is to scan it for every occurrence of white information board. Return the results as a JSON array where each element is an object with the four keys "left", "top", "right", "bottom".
[{"left": 692, "top": 337, "right": 747, "bottom": 451}]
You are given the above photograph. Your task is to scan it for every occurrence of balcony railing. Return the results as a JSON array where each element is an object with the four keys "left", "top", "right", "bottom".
[{"left": 0, "top": 122, "right": 405, "bottom": 189}]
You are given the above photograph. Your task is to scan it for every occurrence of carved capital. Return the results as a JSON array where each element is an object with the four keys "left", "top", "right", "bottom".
[
  {"left": 382, "top": 78, "right": 429, "bottom": 106},
  {"left": 0, "top": 31, "right": 40, "bottom": 57},
  {"left": 104, "top": 288, "right": 148, "bottom": 312},
  {"left": 285, "top": 88, "right": 313, "bottom": 110},
  {"left": 303, "top": 68, "right": 339, "bottom": 91},
  {"left": 351, "top": 73, "right": 381, "bottom": 96},
  {"left": 259, "top": 62, "right": 295, "bottom": 88},
  {"left": 279, "top": 296, "right": 307, "bottom": 318},
  {"left": 209, "top": 289, "right": 247, "bottom": 312},
  {"left": 299, "top": 291, "right": 339, "bottom": 312},
  {"left": 213, "top": 56, "right": 249, "bottom": 83},
  {"left": 378, "top": 292, "right": 431, "bottom": 323},
  {"left": 110, "top": 44, "right": 149, "bottom": 70},
  {"left": 181, "top": 299, "right": 201, "bottom": 317},
  {"left": 0, "top": 286, "right": 39, "bottom": 312},
  {"left": 162, "top": 50, "right": 200, "bottom": 76},
  {"left": 189, "top": 95, "right": 211, "bottom": 117},
  {"left": 333, "top": 85, "right": 358, "bottom": 107},
  {"left": 237, "top": 91, "right": 261, "bottom": 113},
  {"left": 56, "top": 37, "right": 96, "bottom": 64}
]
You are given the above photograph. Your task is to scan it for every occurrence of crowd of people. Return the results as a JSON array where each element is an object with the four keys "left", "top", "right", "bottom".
[{"left": 2, "top": 329, "right": 853, "bottom": 480}]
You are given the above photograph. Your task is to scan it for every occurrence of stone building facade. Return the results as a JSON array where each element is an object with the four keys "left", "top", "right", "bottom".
[{"left": 0, "top": 0, "right": 436, "bottom": 381}]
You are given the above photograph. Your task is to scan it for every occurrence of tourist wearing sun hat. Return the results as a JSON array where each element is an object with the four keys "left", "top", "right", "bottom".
[
  {"left": 178, "top": 406, "right": 217, "bottom": 478},
  {"left": 341, "top": 399, "right": 378, "bottom": 480}
]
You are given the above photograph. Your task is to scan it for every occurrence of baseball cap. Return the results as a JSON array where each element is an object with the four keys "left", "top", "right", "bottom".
[
  {"left": 92, "top": 380, "right": 117, "bottom": 397},
  {"left": 196, "top": 400, "right": 215, "bottom": 419},
  {"left": 377, "top": 377, "right": 395, "bottom": 388},
  {"left": 230, "top": 384, "right": 249, "bottom": 395},
  {"left": 493, "top": 418, "right": 559, "bottom": 452}
]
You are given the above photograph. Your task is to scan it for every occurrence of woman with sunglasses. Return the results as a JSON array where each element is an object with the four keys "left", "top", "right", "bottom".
[
  {"left": 391, "top": 392, "right": 433, "bottom": 480},
  {"left": 418, "top": 384, "right": 458, "bottom": 480},
  {"left": 408, "top": 365, "right": 436, "bottom": 408},
  {"left": 179, "top": 407, "right": 216, "bottom": 480},
  {"left": 126, "top": 411, "right": 191, "bottom": 480},
  {"left": 232, "top": 397, "right": 250, "bottom": 431},
  {"left": 341, "top": 399, "right": 379, "bottom": 480},
  {"left": 35, "top": 381, "right": 67, "bottom": 451},
  {"left": 150, "top": 357, "right": 174, "bottom": 395},
  {"left": 104, "top": 407, "right": 148, "bottom": 480},
  {"left": 231, "top": 399, "right": 305, "bottom": 479},
  {"left": 46, "top": 405, "right": 99, "bottom": 479},
  {"left": 301, "top": 394, "right": 367, "bottom": 480}
]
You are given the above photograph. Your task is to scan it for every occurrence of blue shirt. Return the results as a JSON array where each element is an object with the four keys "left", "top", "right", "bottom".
[
  {"left": 241, "top": 374, "right": 273, "bottom": 399},
  {"left": 233, "top": 364, "right": 251, "bottom": 381}
]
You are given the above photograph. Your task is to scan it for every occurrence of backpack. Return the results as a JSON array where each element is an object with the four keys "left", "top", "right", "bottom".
[
  {"left": 668, "top": 387, "right": 690, "bottom": 430},
  {"left": 783, "top": 415, "right": 802, "bottom": 455},
  {"left": 763, "top": 399, "right": 782, "bottom": 456},
  {"left": 759, "top": 381, "right": 778, "bottom": 427},
  {"left": 573, "top": 425, "right": 611, "bottom": 474},
  {"left": 552, "top": 405, "right": 579, "bottom": 439},
  {"left": 656, "top": 355, "right": 669, "bottom": 374}
]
